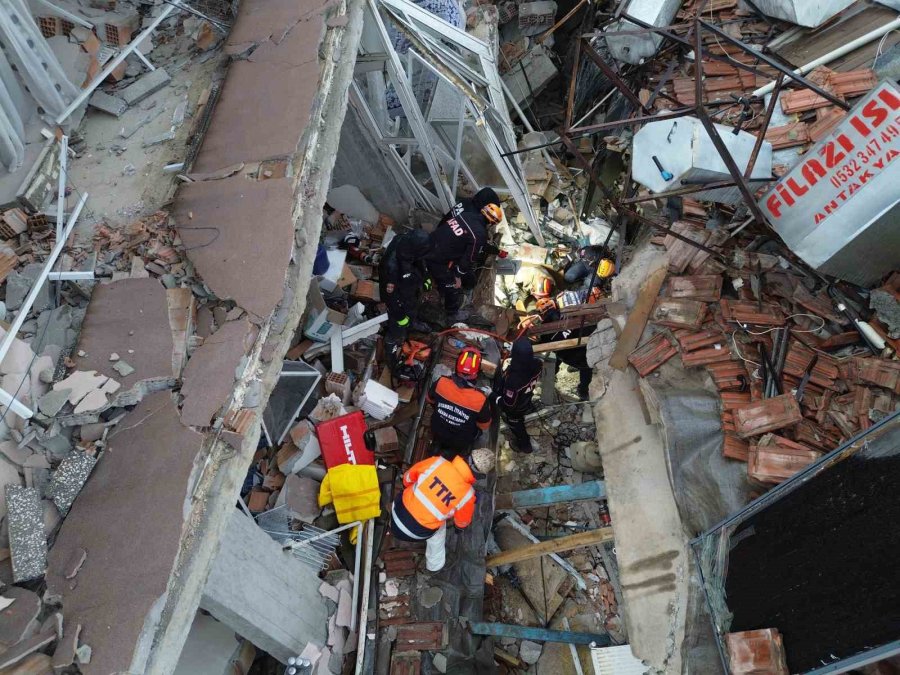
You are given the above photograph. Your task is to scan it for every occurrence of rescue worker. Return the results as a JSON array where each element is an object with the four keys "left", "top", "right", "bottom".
[
  {"left": 536, "top": 297, "right": 593, "bottom": 401},
  {"left": 427, "top": 188, "right": 504, "bottom": 322},
  {"left": 564, "top": 244, "right": 615, "bottom": 290},
  {"left": 390, "top": 448, "right": 495, "bottom": 571},
  {"left": 427, "top": 347, "right": 492, "bottom": 457},
  {"left": 494, "top": 338, "right": 542, "bottom": 453},
  {"left": 378, "top": 229, "right": 434, "bottom": 347}
]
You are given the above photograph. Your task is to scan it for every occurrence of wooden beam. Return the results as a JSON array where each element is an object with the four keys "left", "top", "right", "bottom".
[
  {"left": 495, "top": 481, "right": 606, "bottom": 510},
  {"left": 486, "top": 527, "right": 615, "bottom": 567},
  {"left": 608, "top": 266, "right": 667, "bottom": 371},
  {"left": 471, "top": 622, "right": 611, "bottom": 646},
  {"left": 532, "top": 338, "right": 589, "bottom": 354}
]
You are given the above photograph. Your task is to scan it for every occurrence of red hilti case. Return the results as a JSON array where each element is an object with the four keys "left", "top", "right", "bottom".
[{"left": 316, "top": 411, "right": 374, "bottom": 468}]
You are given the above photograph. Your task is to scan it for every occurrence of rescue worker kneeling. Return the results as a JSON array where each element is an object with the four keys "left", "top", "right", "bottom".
[
  {"left": 427, "top": 347, "right": 492, "bottom": 457},
  {"left": 391, "top": 449, "right": 495, "bottom": 571}
]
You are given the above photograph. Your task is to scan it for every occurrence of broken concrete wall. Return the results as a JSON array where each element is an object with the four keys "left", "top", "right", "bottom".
[
  {"left": 36, "top": 0, "right": 367, "bottom": 671},
  {"left": 138, "top": 0, "right": 367, "bottom": 672},
  {"left": 46, "top": 392, "right": 206, "bottom": 675},
  {"left": 200, "top": 509, "right": 327, "bottom": 662}
]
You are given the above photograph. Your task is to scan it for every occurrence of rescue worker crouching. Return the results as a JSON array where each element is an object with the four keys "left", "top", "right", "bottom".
[
  {"left": 535, "top": 297, "right": 594, "bottom": 401},
  {"left": 564, "top": 244, "right": 616, "bottom": 290},
  {"left": 494, "top": 338, "right": 542, "bottom": 454},
  {"left": 427, "top": 347, "right": 492, "bottom": 458},
  {"left": 390, "top": 449, "right": 495, "bottom": 572},
  {"left": 378, "top": 229, "right": 434, "bottom": 348},
  {"left": 426, "top": 188, "right": 504, "bottom": 323}
]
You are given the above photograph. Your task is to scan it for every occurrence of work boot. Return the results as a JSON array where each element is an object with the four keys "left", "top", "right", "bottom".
[
  {"left": 409, "top": 319, "right": 432, "bottom": 333},
  {"left": 577, "top": 384, "right": 590, "bottom": 401}
]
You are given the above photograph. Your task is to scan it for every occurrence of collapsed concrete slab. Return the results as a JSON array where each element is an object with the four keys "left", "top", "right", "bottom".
[
  {"left": 117, "top": 1, "right": 364, "bottom": 672},
  {"left": 190, "top": 0, "right": 325, "bottom": 173},
  {"left": 72, "top": 278, "right": 175, "bottom": 403},
  {"left": 46, "top": 392, "right": 205, "bottom": 675},
  {"left": 593, "top": 248, "right": 689, "bottom": 672},
  {"left": 172, "top": 176, "right": 295, "bottom": 323},
  {"left": 200, "top": 509, "right": 327, "bottom": 662},
  {"left": 179, "top": 319, "right": 256, "bottom": 428}
]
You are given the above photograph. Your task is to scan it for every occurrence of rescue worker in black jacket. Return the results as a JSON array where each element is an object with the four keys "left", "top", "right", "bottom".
[
  {"left": 494, "top": 338, "right": 542, "bottom": 453},
  {"left": 427, "top": 347, "right": 492, "bottom": 458},
  {"left": 379, "top": 229, "right": 433, "bottom": 347},
  {"left": 564, "top": 244, "right": 616, "bottom": 289},
  {"left": 427, "top": 188, "right": 504, "bottom": 322},
  {"left": 536, "top": 298, "right": 593, "bottom": 401}
]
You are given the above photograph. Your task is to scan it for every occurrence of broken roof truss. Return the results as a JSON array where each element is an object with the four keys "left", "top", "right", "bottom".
[{"left": 354, "top": 0, "right": 543, "bottom": 243}]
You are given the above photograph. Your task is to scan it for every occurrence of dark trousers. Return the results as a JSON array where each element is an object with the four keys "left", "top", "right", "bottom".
[
  {"left": 564, "top": 259, "right": 599, "bottom": 290},
  {"left": 426, "top": 261, "right": 462, "bottom": 313},
  {"left": 502, "top": 410, "right": 531, "bottom": 452},
  {"left": 557, "top": 347, "right": 592, "bottom": 394}
]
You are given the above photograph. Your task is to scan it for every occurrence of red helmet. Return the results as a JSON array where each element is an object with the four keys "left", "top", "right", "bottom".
[{"left": 455, "top": 347, "right": 482, "bottom": 380}]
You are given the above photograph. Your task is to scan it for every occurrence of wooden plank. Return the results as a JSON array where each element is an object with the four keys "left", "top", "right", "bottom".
[
  {"left": 486, "top": 527, "right": 615, "bottom": 567},
  {"left": 532, "top": 337, "right": 591, "bottom": 354},
  {"left": 495, "top": 481, "right": 606, "bottom": 510},
  {"left": 609, "top": 266, "right": 668, "bottom": 371}
]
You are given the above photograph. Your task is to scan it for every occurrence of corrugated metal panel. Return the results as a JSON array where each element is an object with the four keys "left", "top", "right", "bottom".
[{"left": 590, "top": 646, "right": 649, "bottom": 675}]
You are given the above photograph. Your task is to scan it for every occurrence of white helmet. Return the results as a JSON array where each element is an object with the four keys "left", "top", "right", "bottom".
[{"left": 469, "top": 448, "right": 495, "bottom": 475}]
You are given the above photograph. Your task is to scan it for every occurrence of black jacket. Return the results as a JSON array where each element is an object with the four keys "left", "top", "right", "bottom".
[
  {"left": 378, "top": 230, "right": 432, "bottom": 289},
  {"left": 496, "top": 339, "right": 542, "bottom": 415},
  {"left": 428, "top": 209, "right": 489, "bottom": 277}
]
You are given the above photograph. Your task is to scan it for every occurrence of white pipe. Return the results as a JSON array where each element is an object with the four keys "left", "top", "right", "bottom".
[
  {"left": 354, "top": 519, "right": 375, "bottom": 675},
  {"left": 0, "top": 192, "right": 89, "bottom": 420},
  {"left": 55, "top": 4, "right": 178, "bottom": 124},
  {"left": 753, "top": 16, "right": 900, "bottom": 98},
  {"left": 56, "top": 135, "right": 68, "bottom": 243}
]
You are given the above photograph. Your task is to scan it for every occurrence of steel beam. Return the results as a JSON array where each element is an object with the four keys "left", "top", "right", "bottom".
[
  {"left": 580, "top": 38, "right": 650, "bottom": 115},
  {"left": 744, "top": 73, "right": 783, "bottom": 180},
  {"left": 693, "top": 22, "right": 771, "bottom": 228},
  {"left": 496, "top": 481, "right": 606, "bottom": 510},
  {"left": 470, "top": 622, "right": 612, "bottom": 646},
  {"left": 697, "top": 19, "right": 850, "bottom": 111}
]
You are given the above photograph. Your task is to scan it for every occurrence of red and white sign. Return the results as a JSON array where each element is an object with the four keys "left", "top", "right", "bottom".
[{"left": 759, "top": 81, "right": 900, "bottom": 272}]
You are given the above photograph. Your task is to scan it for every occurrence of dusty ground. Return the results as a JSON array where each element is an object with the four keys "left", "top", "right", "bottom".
[{"left": 66, "top": 44, "right": 224, "bottom": 245}]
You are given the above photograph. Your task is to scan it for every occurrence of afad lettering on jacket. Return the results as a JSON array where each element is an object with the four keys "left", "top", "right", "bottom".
[
  {"left": 340, "top": 424, "right": 357, "bottom": 464},
  {"left": 763, "top": 87, "right": 900, "bottom": 225}
]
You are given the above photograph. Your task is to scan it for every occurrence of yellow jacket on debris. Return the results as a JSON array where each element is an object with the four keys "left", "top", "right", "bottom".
[{"left": 318, "top": 463, "right": 382, "bottom": 525}]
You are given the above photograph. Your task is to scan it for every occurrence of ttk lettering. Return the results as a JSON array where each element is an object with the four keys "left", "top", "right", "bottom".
[{"left": 428, "top": 476, "right": 457, "bottom": 506}]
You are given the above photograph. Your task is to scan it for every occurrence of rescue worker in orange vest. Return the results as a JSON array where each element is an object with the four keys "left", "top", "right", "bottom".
[
  {"left": 427, "top": 347, "right": 492, "bottom": 458},
  {"left": 390, "top": 449, "right": 495, "bottom": 571}
]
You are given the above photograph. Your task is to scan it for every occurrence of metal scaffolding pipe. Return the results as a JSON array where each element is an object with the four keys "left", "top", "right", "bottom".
[
  {"left": 0, "top": 191, "right": 89, "bottom": 420},
  {"left": 55, "top": 4, "right": 178, "bottom": 124}
]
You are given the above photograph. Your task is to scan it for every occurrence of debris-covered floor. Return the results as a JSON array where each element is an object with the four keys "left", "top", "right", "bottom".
[{"left": 1, "top": 0, "right": 900, "bottom": 673}]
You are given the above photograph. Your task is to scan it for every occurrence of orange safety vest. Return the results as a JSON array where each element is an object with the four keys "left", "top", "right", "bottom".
[{"left": 400, "top": 456, "right": 476, "bottom": 530}]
